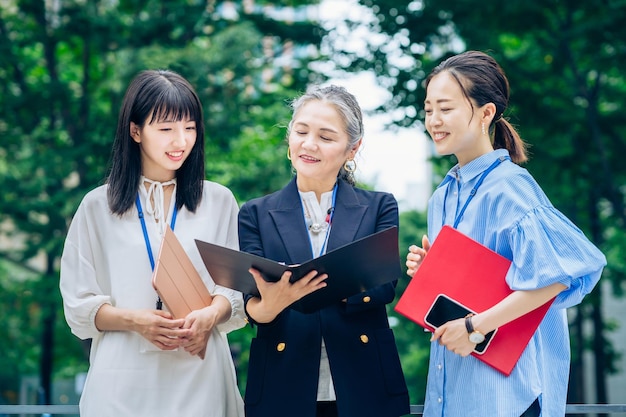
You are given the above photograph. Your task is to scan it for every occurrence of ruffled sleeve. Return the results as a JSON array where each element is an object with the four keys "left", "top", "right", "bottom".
[
  {"left": 60, "top": 194, "right": 112, "bottom": 340},
  {"left": 212, "top": 285, "right": 246, "bottom": 333},
  {"left": 505, "top": 205, "right": 606, "bottom": 309}
]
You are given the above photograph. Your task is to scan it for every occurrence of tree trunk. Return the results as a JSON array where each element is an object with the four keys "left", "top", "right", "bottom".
[{"left": 39, "top": 255, "right": 57, "bottom": 405}]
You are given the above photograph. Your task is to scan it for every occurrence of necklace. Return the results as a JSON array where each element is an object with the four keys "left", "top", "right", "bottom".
[
  {"left": 302, "top": 200, "right": 331, "bottom": 234},
  {"left": 300, "top": 184, "right": 338, "bottom": 257}
]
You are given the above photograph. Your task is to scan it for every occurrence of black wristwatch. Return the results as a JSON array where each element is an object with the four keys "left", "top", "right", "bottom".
[{"left": 465, "top": 313, "right": 485, "bottom": 344}]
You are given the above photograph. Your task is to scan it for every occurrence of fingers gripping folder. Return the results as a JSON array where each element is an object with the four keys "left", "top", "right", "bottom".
[
  {"left": 194, "top": 226, "right": 401, "bottom": 314},
  {"left": 394, "top": 225, "right": 553, "bottom": 376}
]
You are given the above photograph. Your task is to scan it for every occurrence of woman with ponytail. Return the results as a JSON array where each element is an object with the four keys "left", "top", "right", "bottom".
[{"left": 405, "top": 51, "right": 605, "bottom": 417}]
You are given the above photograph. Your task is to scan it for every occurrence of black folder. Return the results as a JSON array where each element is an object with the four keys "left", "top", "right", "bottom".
[{"left": 194, "top": 226, "right": 400, "bottom": 314}]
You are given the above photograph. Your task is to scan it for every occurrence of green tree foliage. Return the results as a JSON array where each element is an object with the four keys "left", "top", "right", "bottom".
[
  {"left": 333, "top": 0, "right": 626, "bottom": 404},
  {"left": 0, "top": 0, "right": 326, "bottom": 404}
]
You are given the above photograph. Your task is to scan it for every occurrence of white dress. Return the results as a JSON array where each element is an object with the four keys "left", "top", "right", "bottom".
[{"left": 60, "top": 181, "right": 246, "bottom": 417}]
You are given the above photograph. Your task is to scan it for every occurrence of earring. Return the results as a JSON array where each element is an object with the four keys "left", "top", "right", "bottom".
[
  {"left": 287, "top": 148, "right": 291, "bottom": 161},
  {"left": 343, "top": 159, "right": 356, "bottom": 173},
  {"left": 481, "top": 122, "right": 487, "bottom": 136}
]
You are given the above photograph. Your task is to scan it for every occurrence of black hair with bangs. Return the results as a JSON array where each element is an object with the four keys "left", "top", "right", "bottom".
[{"left": 106, "top": 69, "right": 205, "bottom": 215}]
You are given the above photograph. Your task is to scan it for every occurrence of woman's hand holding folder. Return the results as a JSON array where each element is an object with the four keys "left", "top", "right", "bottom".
[
  {"left": 94, "top": 304, "right": 190, "bottom": 351},
  {"left": 406, "top": 235, "right": 431, "bottom": 277},
  {"left": 180, "top": 295, "right": 234, "bottom": 359},
  {"left": 245, "top": 268, "right": 328, "bottom": 323}
]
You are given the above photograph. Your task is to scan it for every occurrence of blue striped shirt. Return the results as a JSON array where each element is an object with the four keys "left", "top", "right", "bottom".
[{"left": 423, "top": 149, "right": 606, "bottom": 417}]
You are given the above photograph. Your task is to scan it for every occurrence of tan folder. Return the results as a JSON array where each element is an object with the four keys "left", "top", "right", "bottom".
[{"left": 152, "top": 225, "right": 213, "bottom": 319}]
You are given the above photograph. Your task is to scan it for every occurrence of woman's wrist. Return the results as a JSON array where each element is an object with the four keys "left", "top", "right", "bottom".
[
  {"left": 246, "top": 296, "right": 280, "bottom": 324},
  {"left": 469, "top": 313, "right": 492, "bottom": 335},
  {"left": 208, "top": 295, "right": 232, "bottom": 324}
]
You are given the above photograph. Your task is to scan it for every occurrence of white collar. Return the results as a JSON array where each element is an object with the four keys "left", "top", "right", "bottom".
[{"left": 139, "top": 176, "right": 177, "bottom": 236}]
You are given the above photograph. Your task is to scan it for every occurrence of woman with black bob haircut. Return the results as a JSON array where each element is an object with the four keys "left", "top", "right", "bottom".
[
  {"left": 60, "top": 69, "right": 246, "bottom": 417},
  {"left": 107, "top": 69, "right": 205, "bottom": 214}
]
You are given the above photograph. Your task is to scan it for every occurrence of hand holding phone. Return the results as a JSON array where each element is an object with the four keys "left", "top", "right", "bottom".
[{"left": 424, "top": 294, "right": 497, "bottom": 354}]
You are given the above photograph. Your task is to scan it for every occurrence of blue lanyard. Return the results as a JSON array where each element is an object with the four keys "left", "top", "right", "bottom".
[
  {"left": 442, "top": 155, "right": 510, "bottom": 228},
  {"left": 136, "top": 193, "right": 178, "bottom": 309},
  {"left": 135, "top": 193, "right": 178, "bottom": 269},
  {"left": 303, "top": 183, "right": 338, "bottom": 258}
]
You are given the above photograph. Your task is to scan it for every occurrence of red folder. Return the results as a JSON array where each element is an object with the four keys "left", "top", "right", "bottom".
[{"left": 394, "top": 225, "right": 553, "bottom": 376}]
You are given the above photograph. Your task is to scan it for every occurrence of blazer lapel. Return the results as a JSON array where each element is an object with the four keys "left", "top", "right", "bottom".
[
  {"left": 327, "top": 179, "right": 368, "bottom": 251},
  {"left": 268, "top": 178, "right": 369, "bottom": 261},
  {"left": 269, "top": 178, "right": 314, "bottom": 263}
]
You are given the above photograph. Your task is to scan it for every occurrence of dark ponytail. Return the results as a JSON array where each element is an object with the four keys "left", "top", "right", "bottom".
[{"left": 493, "top": 117, "right": 527, "bottom": 164}]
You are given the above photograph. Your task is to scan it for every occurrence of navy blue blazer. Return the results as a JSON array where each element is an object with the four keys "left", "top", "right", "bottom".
[{"left": 238, "top": 177, "right": 410, "bottom": 417}]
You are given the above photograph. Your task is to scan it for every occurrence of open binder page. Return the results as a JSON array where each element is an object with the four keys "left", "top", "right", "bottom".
[{"left": 195, "top": 226, "right": 401, "bottom": 314}]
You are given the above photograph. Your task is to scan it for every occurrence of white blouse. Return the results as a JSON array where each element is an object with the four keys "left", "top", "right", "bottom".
[
  {"left": 299, "top": 190, "right": 336, "bottom": 402},
  {"left": 60, "top": 181, "right": 246, "bottom": 417}
]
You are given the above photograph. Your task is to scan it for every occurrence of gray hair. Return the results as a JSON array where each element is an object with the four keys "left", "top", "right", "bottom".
[{"left": 287, "top": 85, "right": 363, "bottom": 185}]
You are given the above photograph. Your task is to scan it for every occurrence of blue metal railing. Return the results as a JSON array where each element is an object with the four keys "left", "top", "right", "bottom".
[{"left": 1, "top": 404, "right": 626, "bottom": 415}]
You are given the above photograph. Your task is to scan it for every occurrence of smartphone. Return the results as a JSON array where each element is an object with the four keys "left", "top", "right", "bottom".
[{"left": 424, "top": 294, "right": 497, "bottom": 354}]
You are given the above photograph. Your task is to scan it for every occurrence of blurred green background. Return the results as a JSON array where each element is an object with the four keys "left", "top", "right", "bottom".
[{"left": 1, "top": 0, "right": 625, "bottom": 411}]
